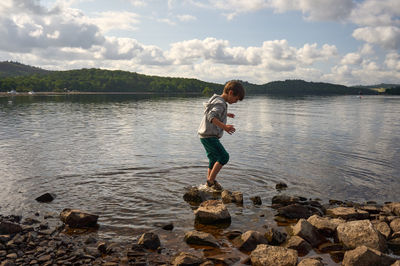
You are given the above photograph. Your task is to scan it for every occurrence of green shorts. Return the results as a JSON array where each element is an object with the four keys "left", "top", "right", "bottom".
[{"left": 200, "top": 137, "right": 229, "bottom": 169}]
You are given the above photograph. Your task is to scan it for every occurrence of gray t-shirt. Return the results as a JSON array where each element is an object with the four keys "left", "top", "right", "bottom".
[{"left": 198, "top": 94, "right": 227, "bottom": 138}]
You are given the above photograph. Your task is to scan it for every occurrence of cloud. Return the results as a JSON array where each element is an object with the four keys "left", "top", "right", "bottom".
[
  {"left": 84, "top": 11, "right": 140, "bottom": 33},
  {"left": 129, "top": 0, "right": 147, "bottom": 7},
  {"left": 353, "top": 26, "right": 400, "bottom": 50},
  {"left": 177, "top": 14, "right": 197, "bottom": 22},
  {"left": 340, "top": 52, "right": 362, "bottom": 65}
]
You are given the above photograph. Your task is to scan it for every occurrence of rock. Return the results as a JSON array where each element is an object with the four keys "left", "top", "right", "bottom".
[
  {"left": 171, "top": 252, "right": 205, "bottom": 266},
  {"left": 307, "top": 214, "right": 345, "bottom": 237},
  {"left": 250, "top": 244, "right": 298, "bottom": 266},
  {"left": 0, "top": 260, "right": 15, "bottom": 266},
  {"left": 183, "top": 187, "right": 206, "bottom": 204},
  {"left": 162, "top": 223, "right": 174, "bottom": 231},
  {"left": 392, "top": 261, "right": 400, "bottom": 266},
  {"left": 264, "top": 227, "right": 287, "bottom": 245},
  {"left": 276, "top": 182, "right": 288, "bottom": 190},
  {"left": 221, "top": 190, "right": 243, "bottom": 204},
  {"left": 0, "top": 221, "right": 23, "bottom": 234},
  {"left": 326, "top": 207, "right": 369, "bottom": 220},
  {"left": 272, "top": 195, "right": 304, "bottom": 207},
  {"left": 250, "top": 196, "right": 262, "bottom": 205},
  {"left": 194, "top": 200, "right": 231, "bottom": 225},
  {"left": 385, "top": 202, "right": 400, "bottom": 216},
  {"left": 278, "top": 204, "right": 313, "bottom": 219},
  {"left": 373, "top": 221, "right": 391, "bottom": 239},
  {"left": 336, "top": 220, "right": 387, "bottom": 252},
  {"left": 35, "top": 193, "right": 56, "bottom": 203},
  {"left": 342, "top": 245, "right": 396, "bottom": 266},
  {"left": 388, "top": 236, "right": 400, "bottom": 254},
  {"left": 137, "top": 232, "right": 161, "bottom": 250},
  {"left": 390, "top": 218, "right": 400, "bottom": 232},
  {"left": 284, "top": 236, "right": 312, "bottom": 256},
  {"left": 297, "top": 257, "right": 324, "bottom": 266},
  {"left": 59, "top": 209, "right": 98, "bottom": 228},
  {"left": 291, "top": 219, "right": 326, "bottom": 247},
  {"left": 233, "top": 230, "right": 268, "bottom": 252},
  {"left": 184, "top": 231, "right": 219, "bottom": 247},
  {"left": 317, "top": 241, "right": 343, "bottom": 253}
]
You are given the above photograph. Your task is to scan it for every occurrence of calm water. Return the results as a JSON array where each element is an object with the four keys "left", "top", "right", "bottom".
[{"left": 0, "top": 94, "right": 399, "bottom": 243}]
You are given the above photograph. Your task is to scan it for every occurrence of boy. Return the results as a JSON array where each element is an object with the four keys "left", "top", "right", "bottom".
[{"left": 198, "top": 81, "right": 245, "bottom": 190}]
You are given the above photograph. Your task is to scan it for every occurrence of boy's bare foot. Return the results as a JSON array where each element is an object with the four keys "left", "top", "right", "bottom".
[{"left": 206, "top": 180, "right": 223, "bottom": 191}]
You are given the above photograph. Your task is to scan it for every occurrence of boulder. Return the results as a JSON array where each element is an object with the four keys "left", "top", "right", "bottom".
[
  {"left": 137, "top": 232, "right": 161, "bottom": 250},
  {"left": 171, "top": 252, "right": 205, "bottom": 266},
  {"left": 0, "top": 221, "right": 23, "bottom": 234},
  {"left": 384, "top": 202, "right": 400, "bottom": 216},
  {"left": 250, "top": 244, "right": 298, "bottom": 266},
  {"left": 278, "top": 204, "right": 312, "bottom": 219},
  {"left": 233, "top": 230, "right": 268, "bottom": 252},
  {"left": 291, "top": 219, "right": 326, "bottom": 247},
  {"left": 297, "top": 257, "right": 324, "bottom": 266},
  {"left": 183, "top": 187, "right": 206, "bottom": 204},
  {"left": 194, "top": 200, "right": 231, "bottom": 225},
  {"left": 184, "top": 231, "right": 219, "bottom": 247},
  {"left": 392, "top": 260, "right": 400, "bottom": 266},
  {"left": 390, "top": 218, "right": 400, "bottom": 232},
  {"left": 326, "top": 207, "right": 369, "bottom": 220},
  {"left": 307, "top": 214, "right": 345, "bottom": 237},
  {"left": 388, "top": 236, "right": 400, "bottom": 254},
  {"left": 35, "top": 193, "right": 56, "bottom": 203},
  {"left": 221, "top": 190, "right": 243, "bottom": 204},
  {"left": 342, "top": 245, "right": 395, "bottom": 266},
  {"left": 284, "top": 236, "right": 312, "bottom": 256},
  {"left": 372, "top": 221, "right": 391, "bottom": 239},
  {"left": 317, "top": 241, "right": 343, "bottom": 253},
  {"left": 336, "top": 220, "right": 387, "bottom": 252},
  {"left": 59, "top": 209, "right": 98, "bottom": 228},
  {"left": 276, "top": 182, "right": 288, "bottom": 190},
  {"left": 264, "top": 227, "right": 287, "bottom": 245},
  {"left": 272, "top": 195, "right": 302, "bottom": 207}
]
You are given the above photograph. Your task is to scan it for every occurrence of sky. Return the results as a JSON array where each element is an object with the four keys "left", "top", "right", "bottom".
[{"left": 0, "top": 0, "right": 399, "bottom": 86}]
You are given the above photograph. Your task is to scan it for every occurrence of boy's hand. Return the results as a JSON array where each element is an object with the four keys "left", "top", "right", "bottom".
[
  {"left": 224, "top": 124, "right": 236, "bottom": 134},
  {"left": 227, "top": 113, "right": 235, "bottom": 118}
]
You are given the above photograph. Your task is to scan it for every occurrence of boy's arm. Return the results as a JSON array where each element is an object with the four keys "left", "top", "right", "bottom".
[{"left": 211, "top": 118, "right": 236, "bottom": 135}]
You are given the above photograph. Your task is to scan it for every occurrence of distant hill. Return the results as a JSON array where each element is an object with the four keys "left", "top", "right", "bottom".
[
  {"left": 0, "top": 61, "right": 50, "bottom": 77},
  {"left": 352, "top": 83, "right": 400, "bottom": 89},
  {"left": 0, "top": 61, "right": 392, "bottom": 95}
]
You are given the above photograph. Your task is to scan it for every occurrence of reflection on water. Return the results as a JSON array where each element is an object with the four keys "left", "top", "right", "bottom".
[{"left": 1, "top": 94, "right": 399, "bottom": 242}]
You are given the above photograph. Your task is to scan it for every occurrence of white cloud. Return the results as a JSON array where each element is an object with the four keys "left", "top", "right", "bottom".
[
  {"left": 177, "top": 14, "right": 197, "bottom": 22},
  {"left": 341, "top": 52, "right": 362, "bottom": 65},
  {"left": 353, "top": 26, "right": 400, "bottom": 50},
  {"left": 84, "top": 11, "right": 140, "bottom": 33},
  {"left": 385, "top": 52, "right": 400, "bottom": 70},
  {"left": 129, "top": 0, "right": 147, "bottom": 7}
]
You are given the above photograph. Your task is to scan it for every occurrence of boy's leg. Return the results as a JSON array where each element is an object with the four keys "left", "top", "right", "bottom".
[{"left": 208, "top": 162, "right": 223, "bottom": 183}]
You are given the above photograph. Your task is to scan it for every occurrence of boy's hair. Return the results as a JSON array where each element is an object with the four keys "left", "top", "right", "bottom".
[{"left": 224, "top": 80, "right": 245, "bottom": 100}]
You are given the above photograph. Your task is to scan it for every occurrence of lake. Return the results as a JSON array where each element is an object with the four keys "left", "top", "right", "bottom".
[{"left": 0, "top": 94, "right": 399, "bottom": 245}]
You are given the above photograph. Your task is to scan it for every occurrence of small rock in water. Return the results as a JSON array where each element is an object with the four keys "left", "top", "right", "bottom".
[
  {"left": 250, "top": 196, "right": 262, "bottom": 205},
  {"left": 137, "top": 232, "right": 161, "bottom": 250},
  {"left": 35, "top": 193, "right": 56, "bottom": 203},
  {"left": 276, "top": 182, "right": 288, "bottom": 190},
  {"left": 59, "top": 208, "right": 99, "bottom": 228}
]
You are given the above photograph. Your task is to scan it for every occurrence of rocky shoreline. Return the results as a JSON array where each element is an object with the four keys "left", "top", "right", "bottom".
[{"left": 1, "top": 186, "right": 400, "bottom": 265}]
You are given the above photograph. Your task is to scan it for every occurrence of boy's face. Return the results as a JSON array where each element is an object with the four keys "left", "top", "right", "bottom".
[{"left": 227, "top": 90, "right": 240, "bottom": 104}]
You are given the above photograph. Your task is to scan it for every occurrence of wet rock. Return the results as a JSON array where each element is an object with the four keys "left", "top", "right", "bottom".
[
  {"left": 0, "top": 221, "right": 23, "bottom": 234},
  {"left": 35, "top": 193, "right": 56, "bottom": 203},
  {"left": 264, "top": 227, "right": 287, "bottom": 245},
  {"left": 194, "top": 200, "right": 231, "bottom": 225},
  {"left": 226, "top": 230, "right": 242, "bottom": 240},
  {"left": 221, "top": 190, "right": 243, "bottom": 204},
  {"left": 342, "top": 245, "right": 395, "bottom": 266},
  {"left": 390, "top": 218, "right": 400, "bottom": 232},
  {"left": 276, "top": 182, "right": 288, "bottom": 190},
  {"left": 137, "top": 232, "right": 161, "bottom": 250},
  {"left": 392, "top": 261, "right": 400, "bottom": 266},
  {"left": 291, "top": 219, "right": 326, "bottom": 247},
  {"left": 59, "top": 209, "right": 99, "bottom": 228},
  {"left": 336, "top": 220, "right": 387, "bottom": 252},
  {"left": 278, "top": 204, "right": 313, "bottom": 219},
  {"left": 272, "top": 195, "right": 304, "bottom": 208},
  {"left": 250, "top": 244, "right": 298, "bottom": 266},
  {"left": 184, "top": 230, "right": 219, "bottom": 247},
  {"left": 326, "top": 207, "right": 369, "bottom": 220},
  {"left": 307, "top": 214, "right": 345, "bottom": 237},
  {"left": 250, "top": 196, "right": 262, "bottom": 205},
  {"left": 171, "top": 252, "right": 205, "bottom": 266},
  {"left": 183, "top": 187, "right": 206, "bottom": 204},
  {"left": 298, "top": 257, "right": 324, "bottom": 266},
  {"left": 233, "top": 230, "right": 268, "bottom": 252},
  {"left": 154, "top": 222, "right": 174, "bottom": 231},
  {"left": 317, "top": 241, "right": 343, "bottom": 253},
  {"left": 205, "top": 253, "right": 240, "bottom": 265},
  {"left": 284, "top": 236, "right": 312, "bottom": 256}
]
